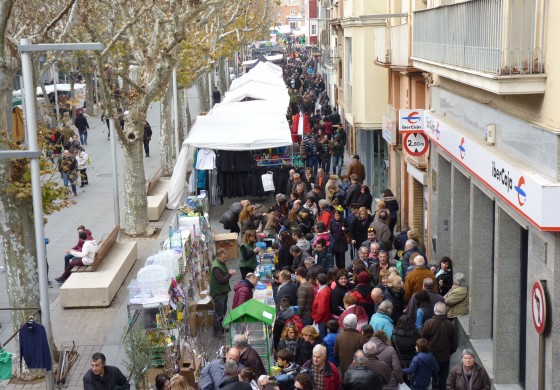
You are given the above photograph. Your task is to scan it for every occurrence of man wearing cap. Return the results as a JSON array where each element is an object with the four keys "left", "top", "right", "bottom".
[{"left": 347, "top": 155, "right": 366, "bottom": 183}]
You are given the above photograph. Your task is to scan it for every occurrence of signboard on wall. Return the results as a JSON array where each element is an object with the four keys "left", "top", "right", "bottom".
[
  {"left": 399, "top": 109, "right": 425, "bottom": 133},
  {"left": 424, "top": 112, "right": 560, "bottom": 231},
  {"left": 382, "top": 115, "right": 396, "bottom": 145}
]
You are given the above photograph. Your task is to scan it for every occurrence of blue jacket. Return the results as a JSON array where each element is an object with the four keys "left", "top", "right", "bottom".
[
  {"left": 198, "top": 358, "right": 245, "bottom": 390},
  {"left": 369, "top": 312, "right": 394, "bottom": 339},
  {"left": 323, "top": 333, "right": 339, "bottom": 366},
  {"left": 402, "top": 352, "right": 439, "bottom": 389}
]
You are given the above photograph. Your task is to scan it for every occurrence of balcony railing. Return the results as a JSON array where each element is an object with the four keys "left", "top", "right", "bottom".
[
  {"left": 391, "top": 24, "right": 411, "bottom": 68},
  {"left": 412, "top": 0, "right": 544, "bottom": 76},
  {"left": 374, "top": 26, "right": 389, "bottom": 64},
  {"left": 374, "top": 24, "right": 412, "bottom": 68}
]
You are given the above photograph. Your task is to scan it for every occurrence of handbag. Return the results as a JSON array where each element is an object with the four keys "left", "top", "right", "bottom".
[
  {"left": 261, "top": 171, "right": 275, "bottom": 192},
  {"left": 344, "top": 231, "right": 351, "bottom": 244}
]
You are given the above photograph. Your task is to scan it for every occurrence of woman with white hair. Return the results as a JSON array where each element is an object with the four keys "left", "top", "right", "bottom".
[
  {"left": 446, "top": 349, "right": 491, "bottom": 390},
  {"left": 444, "top": 272, "right": 469, "bottom": 319}
]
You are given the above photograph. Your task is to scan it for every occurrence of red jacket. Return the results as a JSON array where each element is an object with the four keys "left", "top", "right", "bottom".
[
  {"left": 291, "top": 113, "right": 311, "bottom": 142},
  {"left": 317, "top": 210, "right": 332, "bottom": 230},
  {"left": 303, "top": 361, "right": 341, "bottom": 390},
  {"left": 232, "top": 280, "right": 254, "bottom": 309},
  {"left": 312, "top": 285, "right": 332, "bottom": 323}
]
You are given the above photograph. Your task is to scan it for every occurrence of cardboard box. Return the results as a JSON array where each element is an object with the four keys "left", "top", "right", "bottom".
[
  {"left": 196, "top": 309, "right": 215, "bottom": 328},
  {"left": 214, "top": 233, "right": 239, "bottom": 259}
]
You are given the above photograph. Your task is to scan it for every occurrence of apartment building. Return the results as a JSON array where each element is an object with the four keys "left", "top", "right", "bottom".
[{"left": 375, "top": 0, "right": 560, "bottom": 388}]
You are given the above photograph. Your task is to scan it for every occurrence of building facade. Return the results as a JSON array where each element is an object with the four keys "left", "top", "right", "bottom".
[{"left": 375, "top": 0, "right": 559, "bottom": 388}]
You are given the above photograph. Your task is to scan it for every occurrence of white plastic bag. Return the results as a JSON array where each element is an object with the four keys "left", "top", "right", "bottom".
[{"left": 261, "top": 171, "right": 275, "bottom": 192}]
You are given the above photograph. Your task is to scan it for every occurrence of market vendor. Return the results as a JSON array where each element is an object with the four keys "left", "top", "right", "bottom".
[
  {"left": 210, "top": 248, "right": 237, "bottom": 336},
  {"left": 239, "top": 230, "right": 261, "bottom": 279}
]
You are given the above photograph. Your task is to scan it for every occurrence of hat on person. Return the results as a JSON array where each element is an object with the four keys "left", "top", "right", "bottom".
[
  {"left": 352, "top": 155, "right": 360, "bottom": 160},
  {"left": 357, "top": 271, "right": 371, "bottom": 284}
]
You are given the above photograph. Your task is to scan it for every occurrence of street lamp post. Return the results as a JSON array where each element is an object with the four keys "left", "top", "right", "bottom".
[{"left": 16, "top": 38, "right": 103, "bottom": 390}]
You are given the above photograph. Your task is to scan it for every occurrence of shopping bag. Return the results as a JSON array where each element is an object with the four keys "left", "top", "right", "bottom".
[
  {"left": 398, "top": 382, "right": 411, "bottom": 390},
  {"left": 261, "top": 171, "right": 275, "bottom": 192}
]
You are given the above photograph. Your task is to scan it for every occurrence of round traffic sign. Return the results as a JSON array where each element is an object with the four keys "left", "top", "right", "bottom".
[
  {"left": 532, "top": 281, "right": 546, "bottom": 334},
  {"left": 403, "top": 132, "right": 429, "bottom": 156}
]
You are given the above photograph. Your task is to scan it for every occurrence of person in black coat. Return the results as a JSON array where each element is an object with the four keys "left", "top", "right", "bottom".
[
  {"left": 143, "top": 121, "right": 153, "bottom": 157},
  {"left": 435, "top": 256, "right": 454, "bottom": 296},
  {"left": 74, "top": 109, "right": 89, "bottom": 145},
  {"left": 357, "top": 185, "right": 373, "bottom": 212},
  {"left": 343, "top": 351, "right": 384, "bottom": 390},
  {"left": 330, "top": 270, "right": 350, "bottom": 317},
  {"left": 391, "top": 315, "right": 421, "bottom": 368},
  {"left": 219, "top": 361, "right": 252, "bottom": 390},
  {"left": 349, "top": 208, "right": 373, "bottom": 253},
  {"left": 277, "top": 231, "right": 296, "bottom": 271},
  {"left": 276, "top": 270, "right": 299, "bottom": 307},
  {"left": 83, "top": 352, "right": 130, "bottom": 389}
]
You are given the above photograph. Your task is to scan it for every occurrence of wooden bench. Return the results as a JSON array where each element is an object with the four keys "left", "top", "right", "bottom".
[
  {"left": 147, "top": 178, "right": 169, "bottom": 221},
  {"left": 60, "top": 240, "right": 138, "bottom": 308},
  {"left": 72, "top": 225, "right": 119, "bottom": 272}
]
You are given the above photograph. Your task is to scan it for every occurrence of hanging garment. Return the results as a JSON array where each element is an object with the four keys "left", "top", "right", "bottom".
[
  {"left": 195, "top": 148, "right": 216, "bottom": 170},
  {"left": 19, "top": 322, "right": 52, "bottom": 370},
  {"left": 0, "top": 349, "right": 12, "bottom": 380}
]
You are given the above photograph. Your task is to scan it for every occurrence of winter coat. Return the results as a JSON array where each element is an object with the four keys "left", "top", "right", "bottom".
[
  {"left": 351, "top": 283, "right": 375, "bottom": 318},
  {"left": 83, "top": 366, "right": 129, "bottom": 390},
  {"left": 435, "top": 268, "right": 454, "bottom": 296},
  {"left": 384, "top": 287, "right": 405, "bottom": 325},
  {"left": 277, "top": 244, "right": 294, "bottom": 271},
  {"left": 278, "top": 338, "right": 300, "bottom": 361},
  {"left": 276, "top": 362, "right": 308, "bottom": 390},
  {"left": 420, "top": 315, "right": 458, "bottom": 362},
  {"left": 240, "top": 346, "right": 266, "bottom": 377},
  {"left": 312, "top": 285, "right": 332, "bottom": 323},
  {"left": 370, "top": 337, "right": 403, "bottom": 390},
  {"left": 446, "top": 361, "right": 491, "bottom": 390},
  {"left": 297, "top": 282, "right": 314, "bottom": 322},
  {"left": 317, "top": 209, "right": 332, "bottom": 228},
  {"left": 369, "top": 217, "right": 393, "bottom": 250},
  {"left": 232, "top": 279, "right": 254, "bottom": 309},
  {"left": 406, "top": 289, "right": 444, "bottom": 322},
  {"left": 277, "top": 282, "right": 299, "bottom": 308},
  {"left": 357, "top": 192, "right": 373, "bottom": 211},
  {"left": 391, "top": 329, "right": 421, "bottom": 368},
  {"left": 338, "top": 305, "right": 369, "bottom": 332},
  {"left": 403, "top": 352, "right": 439, "bottom": 389},
  {"left": 341, "top": 366, "right": 384, "bottom": 390},
  {"left": 334, "top": 328, "right": 367, "bottom": 375},
  {"left": 444, "top": 284, "right": 469, "bottom": 318},
  {"left": 328, "top": 218, "right": 348, "bottom": 254},
  {"left": 330, "top": 282, "right": 349, "bottom": 317},
  {"left": 70, "top": 240, "right": 98, "bottom": 266},
  {"left": 302, "top": 361, "right": 341, "bottom": 390},
  {"left": 382, "top": 196, "right": 399, "bottom": 221},
  {"left": 198, "top": 359, "right": 245, "bottom": 390},
  {"left": 297, "top": 339, "right": 326, "bottom": 366},
  {"left": 369, "top": 312, "right": 394, "bottom": 340},
  {"left": 344, "top": 183, "right": 361, "bottom": 207},
  {"left": 323, "top": 333, "right": 339, "bottom": 366},
  {"left": 349, "top": 215, "right": 373, "bottom": 248},
  {"left": 347, "top": 161, "right": 366, "bottom": 183},
  {"left": 219, "top": 376, "right": 252, "bottom": 390},
  {"left": 273, "top": 307, "right": 302, "bottom": 349},
  {"left": 362, "top": 354, "right": 392, "bottom": 385},
  {"left": 76, "top": 151, "right": 90, "bottom": 170},
  {"left": 219, "top": 202, "right": 244, "bottom": 230},
  {"left": 315, "top": 250, "right": 334, "bottom": 271},
  {"left": 404, "top": 267, "right": 438, "bottom": 303}
]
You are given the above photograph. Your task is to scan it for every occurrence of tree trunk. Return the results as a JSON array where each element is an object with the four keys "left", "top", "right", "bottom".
[
  {"left": 196, "top": 73, "right": 210, "bottom": 113},
  {"left": 0, "top": 73, "right": 41, "bottom": 332},
  {"left": 122, "top": 106, "right": 148, "bottom": 236},
  {"left": 218, "top": 56, "right": 228, "bottom": 94},
  {"left": 177, "top": 89, "right": 186, "bottom": 146},
  {"left": 159, "top": 82, "right": 173, "bottom": 177},
  {"left": 84, "top": 72, "right": 94, "bottom": 112}
]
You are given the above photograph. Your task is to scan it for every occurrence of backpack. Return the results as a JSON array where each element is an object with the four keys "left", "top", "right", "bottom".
[{"left": 285, "top": 314, "right": 303, "bottom": 333}]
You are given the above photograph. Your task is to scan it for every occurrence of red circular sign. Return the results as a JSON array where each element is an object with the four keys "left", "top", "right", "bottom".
[
  {"left": 532, "top": 281, "right": 546, "bottom": 334},
  {"left": 403, "top": 133, "right": 429, "bottom": 156}
]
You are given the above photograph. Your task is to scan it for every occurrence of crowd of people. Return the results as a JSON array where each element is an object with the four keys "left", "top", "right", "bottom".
[{"left": 207, "top": 46, "right": 489, "bottom": 390}]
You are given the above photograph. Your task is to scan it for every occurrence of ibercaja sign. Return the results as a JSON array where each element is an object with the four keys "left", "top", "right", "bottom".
[{"left": 399, "top": 109, "right": 425, "bottom": 133}]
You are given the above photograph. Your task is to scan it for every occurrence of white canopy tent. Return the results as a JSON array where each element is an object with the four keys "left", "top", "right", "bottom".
[
  {"left": 230, "top": 62, "right": 285, "bottom": 91},
  {"left": 166, "top": 54, "right": 291, "bottom": 209},
  {"left": 222, "top": 82, "right": 289, "bottom": 107}
]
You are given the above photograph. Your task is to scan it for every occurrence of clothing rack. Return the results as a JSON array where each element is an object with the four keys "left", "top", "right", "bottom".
[{"left": 0, "top": 308, "right": 40, "bottom": 348}]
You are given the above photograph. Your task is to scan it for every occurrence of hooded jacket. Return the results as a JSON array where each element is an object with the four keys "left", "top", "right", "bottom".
[
  {"left": 232, "top": 279, "right": 254, "bottom": 309},
  {"left": 70, "top": 239, "right": 98, "bottom": 266},
  {"left": 370, "top": 337, "right": 403, "bottom": 390}
]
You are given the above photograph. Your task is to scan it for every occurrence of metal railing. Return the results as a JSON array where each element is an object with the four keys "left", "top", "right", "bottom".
[{"left": 413, "top": 0, "right": 544, "bottom": 75}]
